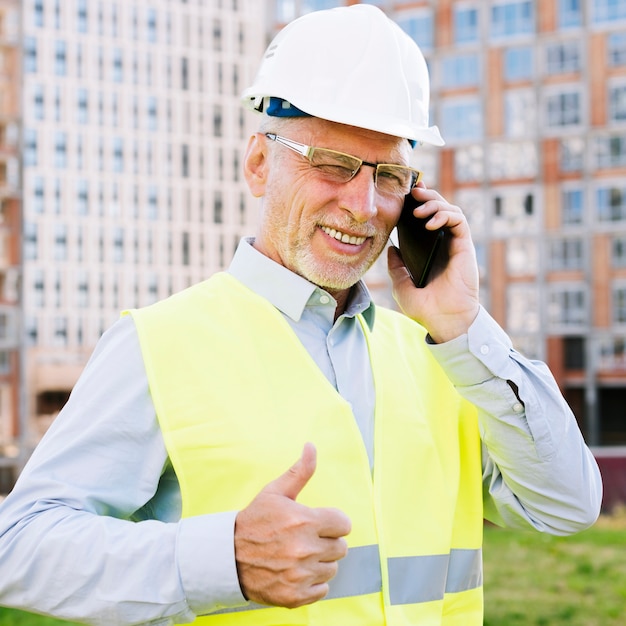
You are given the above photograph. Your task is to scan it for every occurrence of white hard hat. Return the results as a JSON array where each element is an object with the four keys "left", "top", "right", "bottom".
[{"left": 241, "top": 4, "right": 444, "bottom": 147}]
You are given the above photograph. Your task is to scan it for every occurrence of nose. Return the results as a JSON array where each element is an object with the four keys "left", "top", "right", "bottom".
[{"left": 338, "top": 164, "right": 378, "bottom": 223}]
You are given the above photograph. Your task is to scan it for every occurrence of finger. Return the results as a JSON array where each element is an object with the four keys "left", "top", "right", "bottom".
[
  {"left": 318, "top": 536, "right": 349, "bottom": 562},
  {"left": 262, "top": 442, "right": 317, "bottom": 501},
  {"left": 314, "top": 508, "right": 352, "bottom": 538}
]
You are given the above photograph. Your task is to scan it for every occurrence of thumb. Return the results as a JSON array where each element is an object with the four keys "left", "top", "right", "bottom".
[{"left": 263, "top": 442, "right": 317, "bottom": 501}]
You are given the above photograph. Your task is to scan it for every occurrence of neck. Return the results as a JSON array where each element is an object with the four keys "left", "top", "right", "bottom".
[{"left": 327, "top": 286, "right": 352, "bottom": 321}]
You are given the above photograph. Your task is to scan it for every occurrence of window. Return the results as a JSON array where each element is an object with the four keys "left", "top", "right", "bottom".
[
  {"left": 397, "top": 12, "right": 434, "bottom": 52},
  {"left": 609, "top": 84, "right": 626, "bottom": 122},
  {"left": 34, "top": 0, "right": 44, "bottom": 27},
  {"left": 504, "top": 90, "right": 536, "bottom": 137},
  {"left": 558, "top": 0, "right": 582, "bottom": 29},
  {"left": 454, "top": 5, "right": 479, "bottom": 44},
  {"left": 53, "top": 317, "right": 67, "bottom": 347},
  {"left": 33, "top": 84, "right": 45, "bottom": 120},
  {"left": 213, "top": 105, "right": 223, "bottom": 137},
  {"left": 548, "top": 286, "right": 587, "bottom": 327},
  {"left": 182, "top": 232, "right": 190, "bottom": 266},
  {"left": 592, "top": 0, "right": 626, "bottom": 24},
  {"left": 613, "top": 285, "right": 626, "bottom": 324},
  {"left": 608, "top": 32, "right": 626, "bottom": 67},
  {"left": 77, "top": 88, "right": 88, "bottom": 124},
  {"left": 147, "top": 186, "right": 158, "bottom": 220},
  {"left": 548, "top": 238, "right": 584, "bottom": 270},
  {"left": 504, "top": 46, "right": 534, "bottom": 81},
  {"left": 562, "top": 188, "right": 584, "bottom": 224},
  {"left": 53, "top": 178, "right": 62, "bottom": 215},
  {"left": 212, "top": 18, "right": 222, "bottom": 52},
  {"left": 596, "top": 134, "right": 626, "bottom": 168},
  {"left": 492, "top": 190, "right": 536, "bottom": 235},
  {"left": 181, "top": 145, "right": 190, "bottom": 178},
  {"left": 181, "top": 57, "right": 189, "bottom": 90},
  {"left": 440, "top": 99, "right": 483, "bottom": 143},
  {"left": 24, "top": 129, "right": 38, "bottom": 167},
  {"left": 113, "top": 48, "right": 123, "bottom": 83},
  {"left": 54, "top": 222, "right": 67, "bottom": 261},
  {"left": 113, "top": 227, "right": 124, "bottom": 263},
  {"left": 598, "top": 336, "right": 626, "bottom": 370},
  {"left": 213, "top": 190, "right": 223, "bottom": 224},
  {"left": 76, "top": 0, "right": 87, "bottom": 33},
  {"left": 77, "top": 271, "right": 89, "bottom": 308},
  {"left": 112, "top": 137, "right": 124, "bottom": 173},
  {"left": 489, "top": 141, "right": 537, "bottom": 179},
  {"left": 546, "top": 90, "right": 581, "bottom": 127},
  {"left": 491, "top": 1, "right": 534, "bottom": 39},
  {"left": 147, "top": 8, "right": 157, "bottom": 42},
  {"left": 24, "top": 37, "right": 38, "bottom": 73},
  {"left": 506, "top": 238, "right": 538, "bottom": 275},
  {"left": 147, "top": 96, "right": 158, "bottom": 130},
  {"left": 54, "top": 132, "right": 67, "bottom": 169},
  {"left": 612, "top": 236, "right": 626, "bottom": 267},
  {"left": 76, "top": 179, "right": 89, "bottom": 215},
  {"left": 597, "top": 186, "right": 626, "bottom": 222},
  {"left": 24, "top": 222, "right": 38, "bottom": 260},
  {"left": 564, "top": 336, "right": 585, "bottom": 370},
  {"left": 55, "top": 39, "right": 67, "bottom": 75},
  {"left": 545, "top": 41, "right": 581, "bottom": 75},
  {"left": 560, "top": 137, "right": 585, "bottom": 171},
  {"left": 32, "top": 177, "right": 45, "bottom": 214},
  {"left": 507, "top": 284, "right": 540, "bottom": 333},
  {"left": 441, "top": 54, "right": 480, "bottom": 88}
]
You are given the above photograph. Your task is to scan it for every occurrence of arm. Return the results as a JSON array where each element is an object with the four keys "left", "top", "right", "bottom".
[
  {"left": 388, "top": 184, "right": 602, "bottom": 534},
  {"left": 427, "top": 306, "right": 602, "bottom": 534},
  {"left": 0, "top": 317, "right": 349, "bottom": 623},
  {"left": 0, "top": 316, "right": 244, "bottom": 625}
]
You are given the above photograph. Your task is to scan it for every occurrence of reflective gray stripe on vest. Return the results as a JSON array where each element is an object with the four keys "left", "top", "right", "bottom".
[
  {"left": 388, "top": 548, "right": 483, "bottom": 605},
  {"left": 212, "top": 544, "right": 382, "bottom": 614},
  {"left": 211, "top": 545, "right": 481, "bottom": 614}
]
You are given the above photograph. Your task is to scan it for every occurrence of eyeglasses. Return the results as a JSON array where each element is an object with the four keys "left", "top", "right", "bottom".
[{"left": 264, "top": 133, "right": 422, "bottom": 197}]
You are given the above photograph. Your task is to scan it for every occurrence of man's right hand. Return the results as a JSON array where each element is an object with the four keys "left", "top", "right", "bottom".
[{"left": 234, "top": 443, "right": 352, "bottom": 608}]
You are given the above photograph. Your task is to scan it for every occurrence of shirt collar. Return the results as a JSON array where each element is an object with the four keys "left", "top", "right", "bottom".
[{"left": 227, "top": 238, "right": 376, "bottom": 330}]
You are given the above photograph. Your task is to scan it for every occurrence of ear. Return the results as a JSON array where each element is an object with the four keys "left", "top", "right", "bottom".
[{"left": 243, "top": 133, "right": 268, "bottom": 198}]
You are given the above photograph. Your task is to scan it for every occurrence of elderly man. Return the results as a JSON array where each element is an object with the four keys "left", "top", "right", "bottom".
[{"left": 0, "top": 5, "right": 601, "bottom": 626}]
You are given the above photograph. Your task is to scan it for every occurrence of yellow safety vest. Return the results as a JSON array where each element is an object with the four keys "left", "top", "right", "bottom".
[{"left": 128, "top": 272, "right": 484, "bottom": 625}]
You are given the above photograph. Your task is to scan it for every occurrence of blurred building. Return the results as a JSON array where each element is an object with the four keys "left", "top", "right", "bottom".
[
  {"left": 272, "top": 0, "right": 626, "bottom": 449},
  {"left": 0, "top": 0, "right": 269, "bottom": 485},
  {"left": 2, "top": 0, "right": 626, "bottom": 494},
  {"left": 0, "top": 0, "right": 21, "bottom": 492}
]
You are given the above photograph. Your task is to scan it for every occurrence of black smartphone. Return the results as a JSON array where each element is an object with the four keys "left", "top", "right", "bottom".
[{"left": 395, "top": 194, "right": 446, "bottom": 288}]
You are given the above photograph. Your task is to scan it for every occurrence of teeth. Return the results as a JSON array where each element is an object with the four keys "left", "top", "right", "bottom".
[{"left": 321, "top": 226, "right": 366, "bottom": 245}]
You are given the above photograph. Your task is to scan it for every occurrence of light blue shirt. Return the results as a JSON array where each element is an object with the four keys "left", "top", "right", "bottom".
[{"left": 0, "top": 239, "right": 602, "bottom": 626}]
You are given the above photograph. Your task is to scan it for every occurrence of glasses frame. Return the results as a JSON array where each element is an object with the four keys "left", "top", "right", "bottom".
[{"left": 264, "top": 132, "right": 422, "bottom": 196}]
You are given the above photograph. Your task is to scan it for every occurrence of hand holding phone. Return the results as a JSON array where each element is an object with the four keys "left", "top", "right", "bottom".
[{"left": 395, "top": 194, "right": 446, "bottom": 288}]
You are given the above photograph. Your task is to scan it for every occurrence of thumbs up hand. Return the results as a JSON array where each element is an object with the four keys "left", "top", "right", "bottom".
[{"left": 234, "top": 443, "right": 352, "bottom": 608}]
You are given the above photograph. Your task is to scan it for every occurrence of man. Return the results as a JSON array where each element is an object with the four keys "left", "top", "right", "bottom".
[{"left": 0, "top": 5, "right": 601, "bottom": 626}]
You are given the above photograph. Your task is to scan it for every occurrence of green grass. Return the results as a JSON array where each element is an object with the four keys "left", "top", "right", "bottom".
[
  {"left": 483, "top": 509, "right": 626, "bottom": 626},
  {"left": 0, "top": 511, "right": 624, "bottom": 625}
]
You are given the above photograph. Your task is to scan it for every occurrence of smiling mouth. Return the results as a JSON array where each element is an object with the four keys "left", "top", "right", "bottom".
[{"left": 321, "top": 226, "right": 367, "bottom": 246}]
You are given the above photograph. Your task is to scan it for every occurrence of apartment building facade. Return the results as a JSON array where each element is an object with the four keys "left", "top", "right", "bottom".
[
  {"left": 271, "top": 0, "right": 626, "bottom": 448},
  {"left": 0, "top": 0, "right": 269, "bottom": 477},
  {"left": 0, "top": 0, "right": 21, "bottom": 491}
]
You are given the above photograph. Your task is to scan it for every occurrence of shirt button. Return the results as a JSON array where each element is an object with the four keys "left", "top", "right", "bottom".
[
  {"left": 320, "top": 294, "right": 330, "bottom": 304},
  {"left": 512, "top": 402, "right": 524, "bottom": 413},
  {"left": 480, "top": 344, "right": 490, "bottom": 355}
]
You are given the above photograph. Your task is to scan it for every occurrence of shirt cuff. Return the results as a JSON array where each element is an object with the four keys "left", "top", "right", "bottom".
[
  {"left": 176, "top": 510, "right": 248, "bottom": 617},
  {"left": 427, "top": 305, "right": 518, "bottom": 387}
]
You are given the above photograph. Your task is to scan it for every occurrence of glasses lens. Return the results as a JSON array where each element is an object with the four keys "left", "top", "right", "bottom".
[
  {"left": 375, "top": 165, "right": 420, "bottom": 196},
  {"left": 308, "top": 148, "right": 361, "bottom": 183}
]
